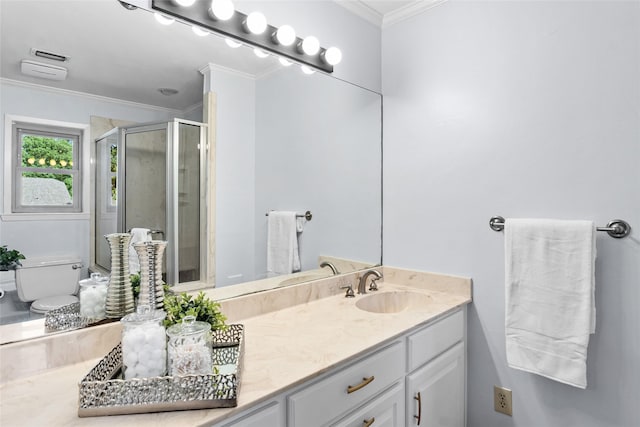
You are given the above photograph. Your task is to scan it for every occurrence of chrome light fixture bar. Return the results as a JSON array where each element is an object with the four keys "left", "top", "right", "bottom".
[{"left": 150, "top": 0, "right": 334, "bottom": 73}]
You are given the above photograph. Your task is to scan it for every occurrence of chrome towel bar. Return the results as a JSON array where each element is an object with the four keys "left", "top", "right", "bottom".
[
  {"left": 265, "top": 210, "right": 312, "bottom": 221},
  {"left": 489, "top": 216, "right": 631, "bottom": 239}
]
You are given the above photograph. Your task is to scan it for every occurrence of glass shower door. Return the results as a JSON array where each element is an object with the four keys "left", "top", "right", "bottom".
[
  {"left": 173, "top": 121, "right": 203, "bottom": 283},
  {"left": 120, "top": 123, "right": 168, "bottom": 251},
  {"left": 94, "top": 119, "right": 207, "bottom": 286}
]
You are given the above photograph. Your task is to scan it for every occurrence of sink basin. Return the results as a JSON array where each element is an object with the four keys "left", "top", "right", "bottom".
[{"left": 355, "top": 291, "right": 433, "bottom": 314}]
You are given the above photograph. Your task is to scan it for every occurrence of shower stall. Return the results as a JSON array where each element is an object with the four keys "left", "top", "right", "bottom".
[{"left": 94, "top": 119, "right": 208, "bottom": 286}]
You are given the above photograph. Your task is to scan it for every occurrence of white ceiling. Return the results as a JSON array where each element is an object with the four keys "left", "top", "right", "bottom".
[
  {"left": 0, "top": 0, "right": 281, "bottom": 111},
  {"left": 0, "top": 0, "right": 440, "bottom": 111}
]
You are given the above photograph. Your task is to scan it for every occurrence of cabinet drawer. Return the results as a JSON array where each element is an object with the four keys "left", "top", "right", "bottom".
[
  {"left": 407, "top": 309, "right": 463, "bottom": 372},
  {"left": 332, "top": 381, "right": 404, "bottom": 427},
  {"left": 287, "top": 340, "right": 405, "bottom": 427}
]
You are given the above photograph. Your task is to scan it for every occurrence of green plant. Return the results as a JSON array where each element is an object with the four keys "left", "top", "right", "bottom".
[
  {"left": 130, "top": 273, "right": 141, "bottom": 299},
  {"left": 163, "top": 291, "right": 226, "bottom": 330},
  {"left": 0, "top": 246, "right": 26, "bottom": 270},
  {"left": 130, "top": 274, "right": 172, "bottom": 301}
]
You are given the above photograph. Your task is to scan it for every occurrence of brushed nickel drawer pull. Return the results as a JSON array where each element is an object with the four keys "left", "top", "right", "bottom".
[
  {"left": 347, "top": 376, "right": 375, "bottom": 394},
  {"left": 414, "top": 392, "right": 422, "bottom": 425},
  {"left": 363, "top": 417, "right": 375, "bottom": 427}
]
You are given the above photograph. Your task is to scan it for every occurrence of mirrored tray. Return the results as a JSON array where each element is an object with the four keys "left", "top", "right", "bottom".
[
  {"left": 78, "top": 324, "right": 244, "bottom": 417},
  {"left": 45, "top": 302, "right": 92, "bottom": 332}
]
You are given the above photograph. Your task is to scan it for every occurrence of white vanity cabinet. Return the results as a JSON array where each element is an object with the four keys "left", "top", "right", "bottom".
[
  {"left": 216, "top": 400, "right": 285, "bottom": 427},
  {"left": 405, "top": 310, "right": 465, "bottom": 427},
  {"left": 211, "top": 308, "right": 466, "bottom": 427}
]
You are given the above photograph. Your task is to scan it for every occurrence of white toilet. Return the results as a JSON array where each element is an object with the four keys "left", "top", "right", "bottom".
[{"left": 15, "top": 256, "right": 82, "bottom": 314}]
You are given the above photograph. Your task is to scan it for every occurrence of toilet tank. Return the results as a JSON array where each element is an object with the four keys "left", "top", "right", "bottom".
[{"left": 15, "top": 256, "right": 82, "bottom": 302}]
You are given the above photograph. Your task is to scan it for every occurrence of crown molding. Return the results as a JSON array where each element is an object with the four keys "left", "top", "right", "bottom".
[
  {"left": 0, "top": 78, "right": 183, "bottom": 115},
  {"left": 383, "top": 0, "right": 448, "bottom": 28},
  {"left": 334, "top": 0, "right": 448, "bottom": 29},
  {"left": 334, "top": 1, "right": 383, "bottom": 27},
  {"left": 199, "top": 63, "right": 258, "bottom": 81}
]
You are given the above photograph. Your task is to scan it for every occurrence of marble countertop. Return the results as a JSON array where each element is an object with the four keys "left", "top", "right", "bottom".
[{"left": 0, "top": 267, "right": 471, "bottom": 427}]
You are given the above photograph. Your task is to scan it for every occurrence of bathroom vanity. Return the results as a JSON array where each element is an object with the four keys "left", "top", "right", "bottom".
[{"left": 0, "top": 267, "right": 471, "bottom": 426}]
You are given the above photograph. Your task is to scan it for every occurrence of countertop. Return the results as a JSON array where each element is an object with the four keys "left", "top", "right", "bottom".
[{"left": 0, "top": 267, "right": 471, "bottom": 426}]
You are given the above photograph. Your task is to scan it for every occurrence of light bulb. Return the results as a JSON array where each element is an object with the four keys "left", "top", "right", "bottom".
[
  {"left": 279, "top": 57, "right": 293, "bottom": 67},
  {"left": 209, "top": 0, "right": 234, "bottom": 21},
  {"left": 245, "top": 11, "right": 267, "bottom": 35},
  {"left": 154, "top": 13, "right": 175, "bottom": 26},
  {"left": 323, "top": 47, "right": 342, "bottom": 65},
  {"left": 225, "top": 38, "right": 242, "bottom": 48},
  {"left": 275, "top": 25, "right": 296, "bottom": 46},
  {"left": 254, "top": 48, "right": 269, "bottom": 58},
  {"left": 301, "top": 36, "right": 320, "bottom": 55},
  {"left": 173, "top": 0, "right": 196, "bottom": 6},
  {"left": 192, "top": 26, "right": 209, "bottom": 37},
  {"left": 301, "top": 65, "right": 315, "bottom": 75}
]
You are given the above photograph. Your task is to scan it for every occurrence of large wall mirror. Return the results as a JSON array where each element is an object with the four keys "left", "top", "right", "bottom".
[{"left": 0, "top": 0, "right": 381, "bottom": 339}]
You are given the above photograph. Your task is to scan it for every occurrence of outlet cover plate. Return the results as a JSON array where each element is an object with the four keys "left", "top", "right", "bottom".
[{"left": 494, "top": 385, "right": 513, "bottom": 416}]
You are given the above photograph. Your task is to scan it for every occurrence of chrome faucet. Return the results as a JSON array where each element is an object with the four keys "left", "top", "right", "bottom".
[
  {"left": 320, "top": 261, "right": 340, "bottom": 275},
  {"left": 357, "top": 269, "right": 382, "bottom": 294}
]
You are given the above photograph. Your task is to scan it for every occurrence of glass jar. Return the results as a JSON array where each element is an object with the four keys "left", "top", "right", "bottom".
[
  {"left": 78, "top": 273, "right": 108, "bottom": 320},
  {"left": 120, "top": 305, "right": 167, "bottom": 379},
  {"left": 166, "top": 315, "right": 213, "bottom": 376}
]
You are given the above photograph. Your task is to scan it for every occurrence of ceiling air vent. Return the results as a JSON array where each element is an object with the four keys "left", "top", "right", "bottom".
[
  {"left": 30, "top": 48, "right": 69, "bottom": 62},
  {"left": 21, "top": 60, "right": 68, "bottom": 81}
]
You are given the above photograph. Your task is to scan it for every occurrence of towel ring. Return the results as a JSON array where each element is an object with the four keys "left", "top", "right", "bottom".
[{"left": 489, "top": 216, "right": 631, "bottom": 239}]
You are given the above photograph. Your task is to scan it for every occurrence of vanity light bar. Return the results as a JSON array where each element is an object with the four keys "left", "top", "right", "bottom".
[
  {"left": 150, "top": 0, "right": 334, "bottom": 73},
  {"left": 151, "top": 0, "right": 333, "bottom": 73}
]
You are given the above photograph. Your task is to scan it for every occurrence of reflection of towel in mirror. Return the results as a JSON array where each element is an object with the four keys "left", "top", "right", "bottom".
[
  {"left": 505, "top": 218, "right": 596, "bottom": 389},
  {"left": 267, "top": 211, "right": 301, "bottom": 275},
  {"left": 129, "top": 228, "right": 151, "bottom": 275}
]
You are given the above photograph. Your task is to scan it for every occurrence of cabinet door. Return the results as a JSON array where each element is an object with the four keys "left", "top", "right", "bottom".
[
  {"left": 406, "top": 342, "right": 464, "bottom": 427},
  {"left": 218, "top": 401, "right": 284, "bottom": 427},
  {"left": 332, "top": 381, "right": 405, "bottom": 427}
]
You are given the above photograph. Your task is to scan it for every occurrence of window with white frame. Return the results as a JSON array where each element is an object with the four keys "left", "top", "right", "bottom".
[{"left": 11, "top": 121, "right": 83, "bottom": 213}]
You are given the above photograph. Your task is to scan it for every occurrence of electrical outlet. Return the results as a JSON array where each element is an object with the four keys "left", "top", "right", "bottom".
[{"left": 494, "top": 385, "right": 513, "bottom": 416}]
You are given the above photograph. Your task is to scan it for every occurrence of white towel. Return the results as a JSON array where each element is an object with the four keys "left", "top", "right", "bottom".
[
  {"left": 267, "top": 211, "right": 301, "bottom": 275},
  {"left": 129, "top": 228, "right": 151, "bottom": 275},
  {"left": 504, "top": 218, "right": 596, "bottom": 389}
]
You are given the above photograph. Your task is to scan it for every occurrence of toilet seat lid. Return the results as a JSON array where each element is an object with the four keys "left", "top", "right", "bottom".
[{"left": 31, "top": 295, "right": 79, "bottom": 313}]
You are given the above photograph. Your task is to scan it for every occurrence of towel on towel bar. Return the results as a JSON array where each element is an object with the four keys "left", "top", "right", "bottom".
[
  {"left": 267, "top": 211, "right": 301, "bottom": 275},
  {"left": 129, "top": 228, "right": 151, "bottom": 275},
  {"left": 504, "top": 218, "right": 596, "bottom": 389}
]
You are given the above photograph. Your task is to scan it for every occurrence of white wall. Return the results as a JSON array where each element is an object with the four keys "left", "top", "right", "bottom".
[
  {"left": 382, "top": 1, "right": 639, "bottom": 426},
  {"left": 0, "top": 80, "right": 177, "bottom": 279}
]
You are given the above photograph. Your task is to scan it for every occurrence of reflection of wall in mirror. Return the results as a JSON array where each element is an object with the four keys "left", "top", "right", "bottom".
[
  {"left": 208, "top": 67, "right": 381, "bottom": 287},
  {"left": 207, "top": 67, "right": 257, "bottom": 287},
  {"left": 254, "top": 69, "right": 381, "bottom": 279}
]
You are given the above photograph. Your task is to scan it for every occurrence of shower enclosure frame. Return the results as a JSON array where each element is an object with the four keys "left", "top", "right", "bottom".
[{"left": 93, "top": 118, "right": 209, "bottom": 287}]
